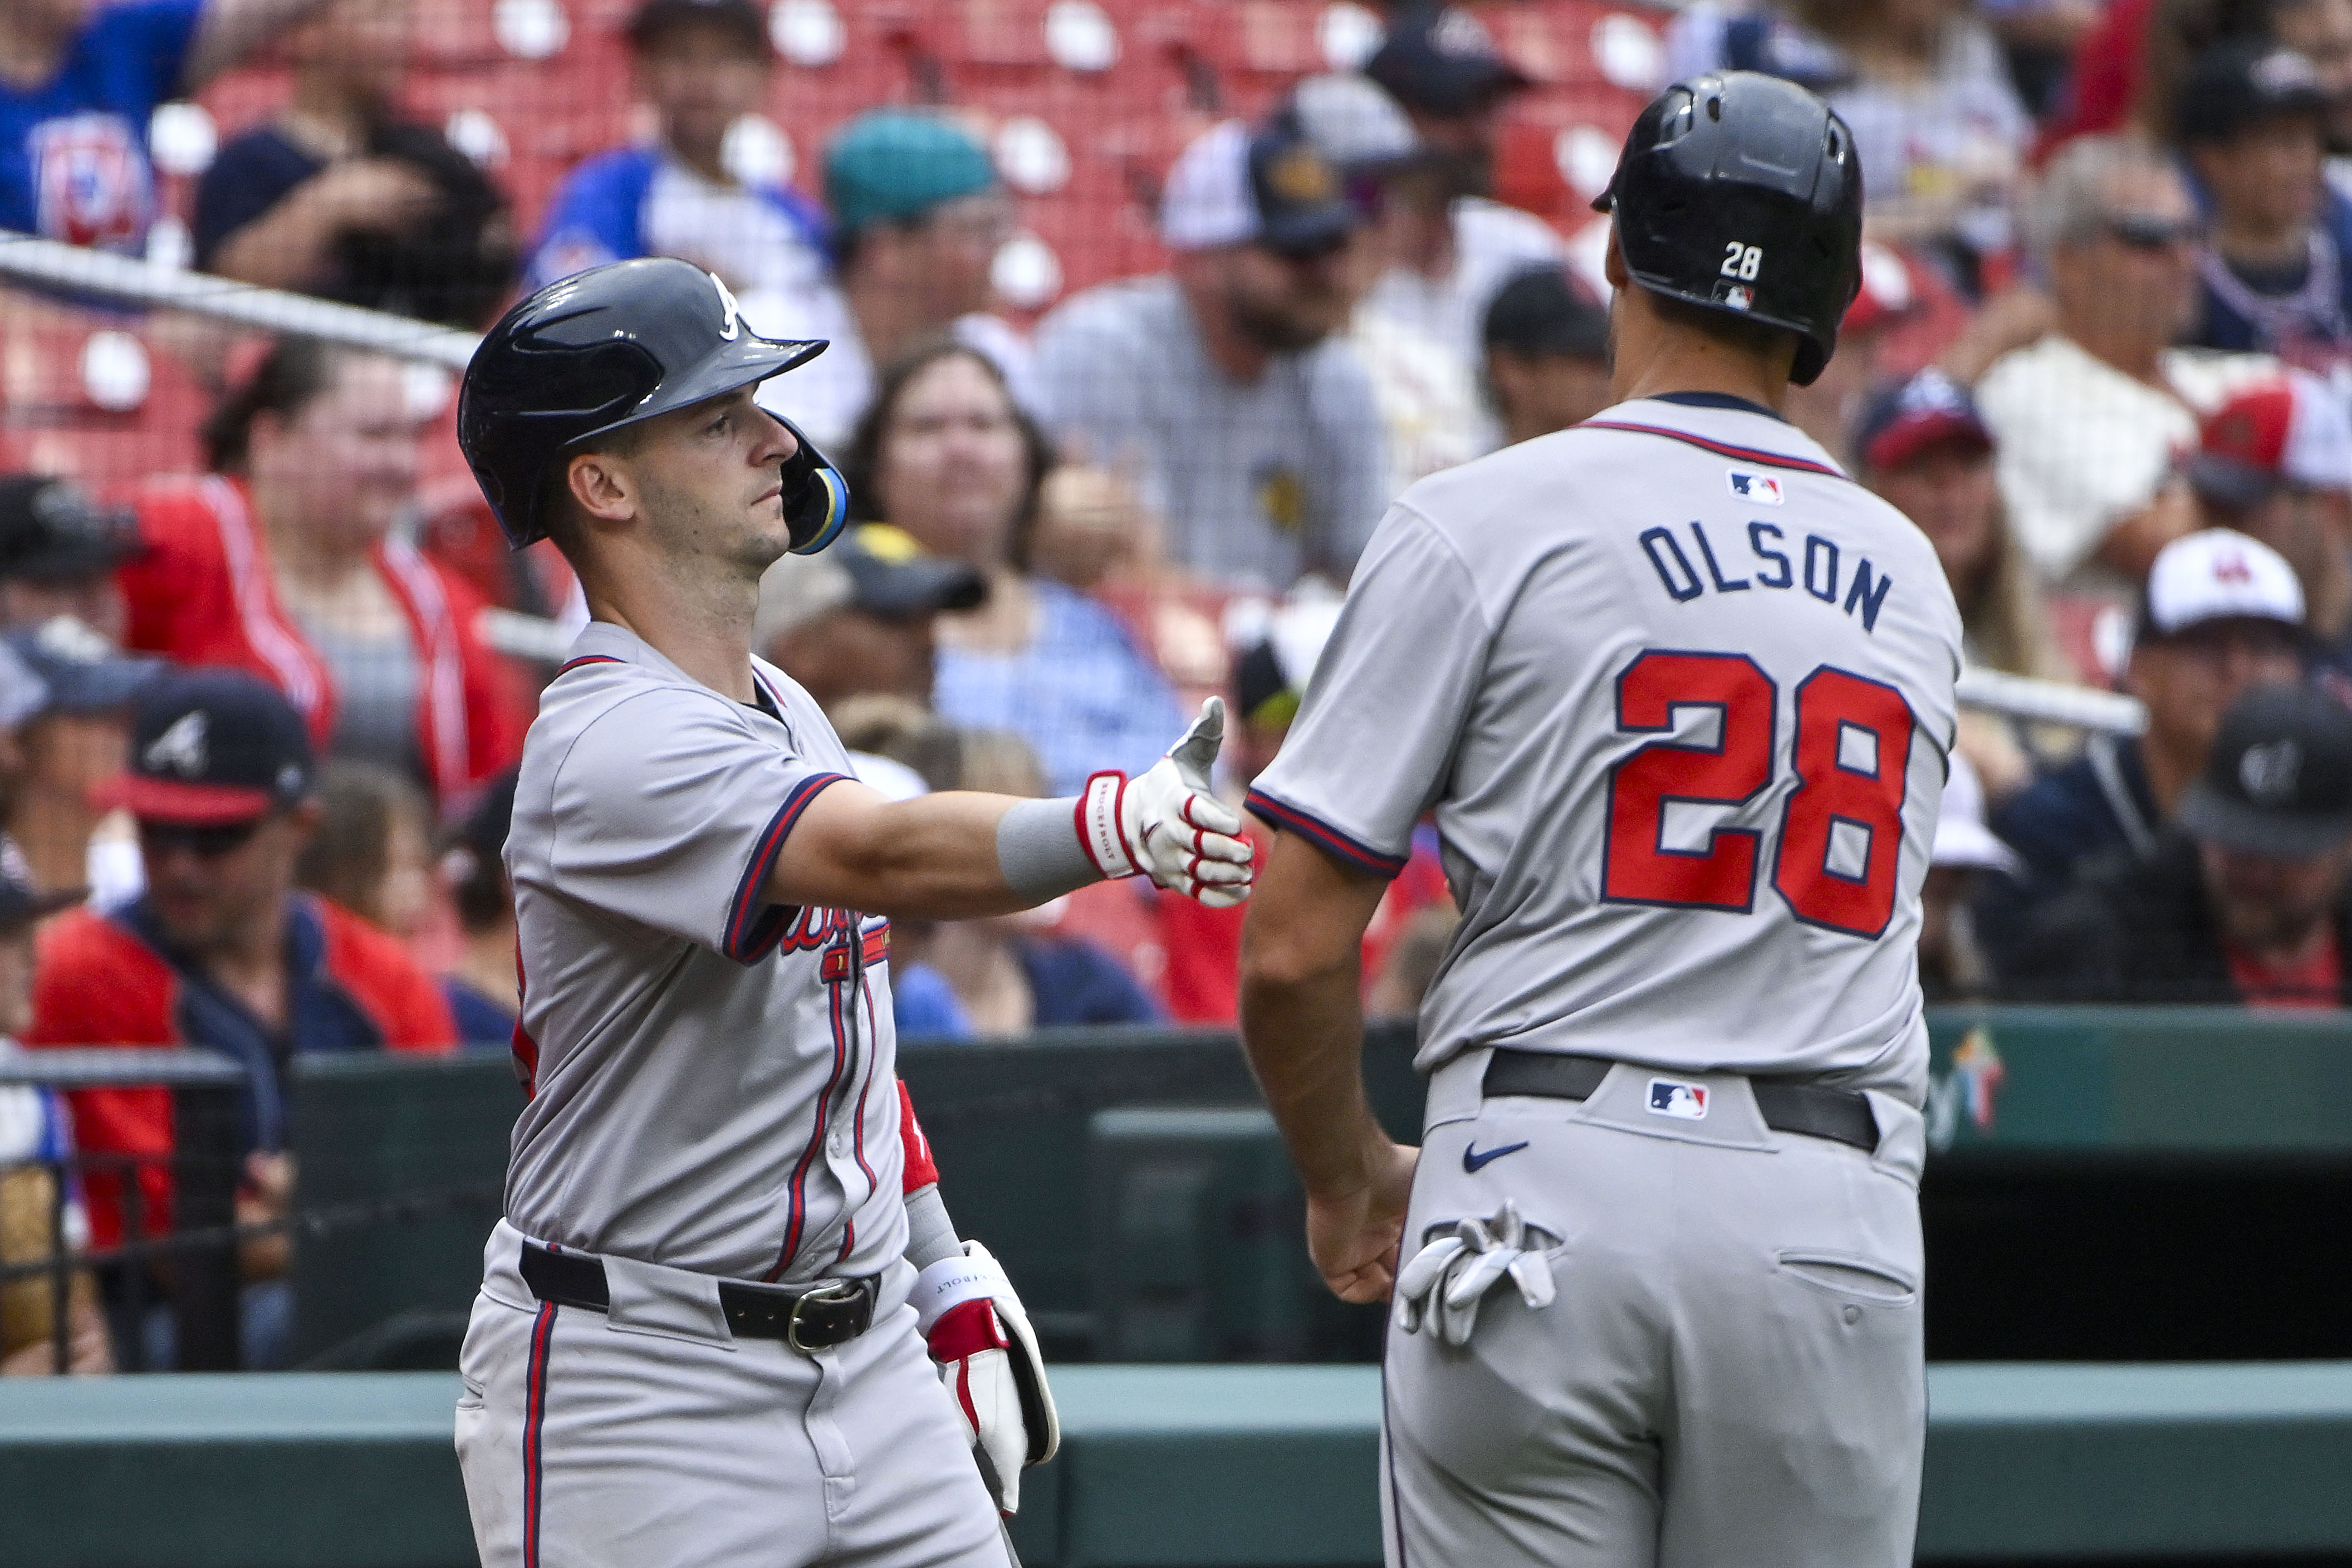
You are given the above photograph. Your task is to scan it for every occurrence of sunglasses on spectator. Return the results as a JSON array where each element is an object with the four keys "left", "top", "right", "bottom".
[
  {"left": 2101, "top": 213, "right": 2202, "bottom": 251},
  {"left": 138, "top": 817, "right": 267, "bottom": 859}
]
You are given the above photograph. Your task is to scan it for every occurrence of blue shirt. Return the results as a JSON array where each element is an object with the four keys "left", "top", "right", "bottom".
[
  {"left": 1018, "top": 935, "right": 1164, "bottom": 1028},
  {"left": 934, "top": 579, "right": 1186, "bottom": 797},
  {"left": 0, "top": 0, "right": 203, "bottom": 252},
  {"left": 2187, "top": 177, "right": 2352, "bottom": 374},
  {"left": 526, "top": 144, "right": 829, "bottom": 295}
]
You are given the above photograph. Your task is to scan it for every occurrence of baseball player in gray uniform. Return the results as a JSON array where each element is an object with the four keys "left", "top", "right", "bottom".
[
  {"left": 448, "top": 258, "right": 1254, "bottom": 1568},
  {"left": 1239, "top": 75, "right": 1962, "bottom": 1566}
]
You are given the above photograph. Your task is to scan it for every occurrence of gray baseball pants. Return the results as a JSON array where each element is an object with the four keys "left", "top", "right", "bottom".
[
  {"left": 457, "top": 1219, "right": 1010, "bottom": 1568},
  {"left": 1383, "top": 1058, "right": 1928, "bottom": 1567}
]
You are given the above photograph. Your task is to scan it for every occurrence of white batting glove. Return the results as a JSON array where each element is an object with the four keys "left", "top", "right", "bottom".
[
  {"left": 913, "top": 1240, "right": 1060, "bottom": 1516},
  {"left": 1395, "top": 1200, "right": 1559, "bottom": 1347},
  {"left": 1077, "top": 698, "right": 1255, "bottom": 908}
]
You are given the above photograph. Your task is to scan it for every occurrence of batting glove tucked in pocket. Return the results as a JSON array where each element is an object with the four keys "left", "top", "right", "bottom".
[{"left": 1396, "top": 1200, "right": 1560, "bottom": 1347}]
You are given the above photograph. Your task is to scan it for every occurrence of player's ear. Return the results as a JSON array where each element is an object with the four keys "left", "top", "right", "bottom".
[{"left": 566, "top": 449, "right": 636, "bottom": 526}]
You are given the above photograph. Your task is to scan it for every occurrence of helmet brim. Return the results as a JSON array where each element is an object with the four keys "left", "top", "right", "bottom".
[{"left": 567, "top": 332, "right": 829, "bottom": 450}]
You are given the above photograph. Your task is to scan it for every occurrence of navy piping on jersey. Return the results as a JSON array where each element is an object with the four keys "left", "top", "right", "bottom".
[
  {"left": 770, "top": 951, "right": 855, "bottom": 1281},
  {"left": 522, "top": 1298, "right": 557, "bottom": 1567},
  {"left": 1580, "top": 420, "right": 1845, "bottom": 478},
  {"left": 1247, "top": 788, "right": 1408, "bottom": 878},
  {"left": 1650, "top": 390, "right": 1791, "bottom": 421},
  {"left": 721, "top": 772, "right": 851, "bottom": 962},
  {"left": 555, "top": 654, "right": 625, "bottom": 677}
]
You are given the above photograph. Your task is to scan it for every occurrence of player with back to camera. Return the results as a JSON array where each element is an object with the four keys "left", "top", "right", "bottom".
[
  {"left": 1239, "top": 73, "right": 1962, "bottom": 1566},
  {"left": 450, "top": 257, "right": 1253, "bottom": 1568}
]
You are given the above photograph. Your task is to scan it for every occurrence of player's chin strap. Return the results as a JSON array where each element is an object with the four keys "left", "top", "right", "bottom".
[
  {"left": 777, "top": 416, "right": 850, "bottom": 555},
  {"left": 913, "top": 1239, "right": 1061, "bottom": 1515}
]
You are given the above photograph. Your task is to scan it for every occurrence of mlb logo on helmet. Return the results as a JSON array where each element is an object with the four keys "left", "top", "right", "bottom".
[
  {"left": 1647, "top": 1079, "right": 1709, "bottom": 1120},
  {"left": 1728, "top": 472, "right": 1783, "bottom": 504}
]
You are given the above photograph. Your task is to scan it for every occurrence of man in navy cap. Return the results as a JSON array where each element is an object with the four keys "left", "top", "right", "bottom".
[
  {"left": 0, "top": 476, "right": 141, "bottom": 646},
  {"left": 1479, "top": 264, "right": 1613, "bottom": 446},
  {"left": 1033, "top": 117, "right": 1388, "bottom": 588},
  {"left": 22, "top": 668, "right": 454, "bottom": 1368},
  {"left": 1359, "top": 4, "right": 1562, "bottom": 374}
]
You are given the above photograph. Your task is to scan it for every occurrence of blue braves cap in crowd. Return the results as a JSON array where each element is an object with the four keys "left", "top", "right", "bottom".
[
  {"left": 1851, "top": 369, "right": 1993, "bottom": 474},
  {"left": 92, "top": 667, "right": 315, "bottom": 825},
  {"left": 826, "top": 111, "right": 1001, "bottom": 234},
  {"left": 2180, "top": 683, "right": 2352, "bottom": 857},
  {"left": 1364, "top": 4, "right": 1533, "bottom": 116},
  {"left": 4, "top": 617, "right": 162, "bottom": 717},
  {"left": 1482, "top": 266, "right": 1609, "bottom": 360}
]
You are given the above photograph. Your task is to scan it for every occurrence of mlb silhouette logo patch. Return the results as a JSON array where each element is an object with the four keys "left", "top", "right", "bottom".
[
  {"left": 1648, "top": 1079, "right": 1709, "bottom": 1120},
  {"left": 1728, "top": 472, "right": 1783, "bottom": 504}
]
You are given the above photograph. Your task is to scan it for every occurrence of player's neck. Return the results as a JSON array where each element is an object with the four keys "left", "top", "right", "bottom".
[
  {"left": 581, "top": 551, "right": 762, "bottom": 704},
  {"left": 1610, "top": 345, "right": 1788, "bottom": 415}
]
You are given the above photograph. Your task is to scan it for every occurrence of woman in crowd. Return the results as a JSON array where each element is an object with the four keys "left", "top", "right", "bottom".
[
  {"left": 118, "top": 337, "right": 526, "bottom": 805},
  {"left": 1855, "top": 369, "right": 2074, "bottom": 796},
  {"left": 839, "top": 340, "right": 1185, "bottom": 798},
  {"left": 437, "top": 769, "right": 518, "bottom": 1049},
  {"left": 293, "top": 760, "right": 434, "bottom": 942},
  {"left": 1667, "top": 0, "right": 2031, "bottom": 289}
]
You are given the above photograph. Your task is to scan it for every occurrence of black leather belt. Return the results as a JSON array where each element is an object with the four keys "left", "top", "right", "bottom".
[
  {"left": 1482, "top": 1050, "right": 1880, "bottom": 1153},
  {"left": 518, "top": 1242, "right": 878, "bottom": 1353}
]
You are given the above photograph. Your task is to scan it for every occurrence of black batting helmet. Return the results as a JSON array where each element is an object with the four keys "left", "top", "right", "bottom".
[
  {"left": 458, "top": 257, "right": 850, "bottom": 552},
  {"left": 1595, "top": 72, "right": 1863, "bottom": 386}
]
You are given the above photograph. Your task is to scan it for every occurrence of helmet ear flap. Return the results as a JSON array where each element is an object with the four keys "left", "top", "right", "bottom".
[{"left": 777, "top": 419, "right": 850, "bottom": 555}]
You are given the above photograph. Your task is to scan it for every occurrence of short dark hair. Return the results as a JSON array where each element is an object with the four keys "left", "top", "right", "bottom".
[
  {"left": 839, "top": 339, "right": 1056, "bottom": 567},
  {"left": 1648, "top": 291, "right": 1801, "bottom": 370}
]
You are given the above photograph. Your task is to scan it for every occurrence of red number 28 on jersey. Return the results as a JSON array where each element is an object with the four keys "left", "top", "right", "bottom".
[{"left": 1603, "top": 649, "right": 1918, "bottom": 938}]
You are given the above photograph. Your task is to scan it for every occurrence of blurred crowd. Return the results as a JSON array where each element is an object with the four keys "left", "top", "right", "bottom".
[{"left": 11, "top": 0, "right": 2352, "bottom": 1372}]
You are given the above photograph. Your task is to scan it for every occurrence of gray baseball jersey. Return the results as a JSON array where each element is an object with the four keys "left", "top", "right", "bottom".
[
  {"left": 502, "top": 623, "right": 904, "bottom": 1285},
  {"left": 1250, "top": 394, "right": 1962, "bottom": 1106}
]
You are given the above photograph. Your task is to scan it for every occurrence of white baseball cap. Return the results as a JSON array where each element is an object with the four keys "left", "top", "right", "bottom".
[
  {"left": 2138, "top": 528, "right": 2305, "bottom": 641},
  {"left": 1159, "top": 119, "right": 1358, "bottom": 257},
  {"left": 1932, "top": 752, "right": 2020, "bottom": 874}
]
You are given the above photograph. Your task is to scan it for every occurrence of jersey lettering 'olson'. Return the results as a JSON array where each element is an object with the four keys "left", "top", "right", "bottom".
[{"left": 1640, "top": 520, "right": 1894, "bottom": 634}]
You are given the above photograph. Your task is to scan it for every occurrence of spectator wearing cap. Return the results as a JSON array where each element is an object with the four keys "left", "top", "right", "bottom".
[
  {"left": 194, "top": 0, "right": 518, "bottom": 327},
  {"left": 3, "top": 616, "right": 161, "bottom": 901},
  {"left": 0, "top": 477, "right": 140, "bottom": 645},
  {"left": 1033, "top": 119, "right": 1388, "bottom": 590},
  {"left": 1282, "top": 72, "right": 1484, "bottom": 486},
  {"left": 1983, "top": 528, "right": 2309, "bottom": 961},
  {"left": 121, "top": 336, "right": 528, "bottom": 805},
  {"left": 842, "top": 340, "right": 1185, "bottom": 795},
  {"left": 1856, "top": 368, "right": 2070, "bottom": 796},
  {"left": 0, "top": 836, "right": 110, "bottom": 1378},
  {"left": 1974, "top": 135, "right": 2278, "bottom": 589},
  {"left": 23, "top": 669, "right": 455, "bottom": 1368},
  {"left": 1356, "top": 5, "right": 1564, "bottom": 376},
  {"left": 756, "top": 521, "right": 988, "bottom": 715},
  {"left": 2004, "top": 682, "right": 2352, "bottom": 1004},
  {"left": 1922, "top": 753, "right": 2018, "bottom": 1002},
  {"left": 1480, "top": 264, "right": 1612, "bottom": 447},
  {"left": 0, "top": 0, "right": 344, "bottom": 257},
  {"left": 2175, "top": 41, "right": 2352, "bottom": 376},
  {"left": 749, "top": 110, "right": 1033, "bottom": 452},
  {"left": 1665, "top": 0, "right": 2030, "bottom": 288},
  {"left": 2187, "top": 372, "right": 2352, "bottom": 683},
  {"left": 439, "top": 766, "right": 517, "bottom": 1048},
  {"left": 526, "top": 0, "right": 829, "bottom": 306}
]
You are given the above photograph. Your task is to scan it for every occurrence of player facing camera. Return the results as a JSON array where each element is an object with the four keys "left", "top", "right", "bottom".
[{"left": 458, "top": 256, "right": 849, "bottom": 564}]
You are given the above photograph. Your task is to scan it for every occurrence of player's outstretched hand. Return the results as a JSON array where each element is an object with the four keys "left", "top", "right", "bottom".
[
  {"left": 1306, "top": 1136, "right": 1419, "bottom": 1304},
  {"left": 1078, "top": 698, "right": 1256, "bottom": 906}
]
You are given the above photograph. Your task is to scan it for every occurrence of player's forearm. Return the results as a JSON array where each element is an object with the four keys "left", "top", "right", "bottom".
[
  {"left": 1240, "top": 960, "right": 1389, "bottom": 1200},
  {"left": 772, "top": 791, "right": 1045, "bottom": 920}
]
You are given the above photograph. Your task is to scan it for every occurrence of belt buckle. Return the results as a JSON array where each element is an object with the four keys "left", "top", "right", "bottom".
[{"left": 785, "top": 1279, "right": 856, "bottom": 1354}]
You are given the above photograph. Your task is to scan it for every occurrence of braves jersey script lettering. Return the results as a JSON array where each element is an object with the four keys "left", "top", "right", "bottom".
[
  {"left": 502, "top": 624, "right": 904, "bottom": 1281},
  {"left": 1250, "top": 395, "right": 1962, "bottom": 1101}
]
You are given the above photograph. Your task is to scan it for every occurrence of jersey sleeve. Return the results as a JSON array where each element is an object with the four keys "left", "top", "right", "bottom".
[
  {"left": 1247, "top": 507, "right": 1492, "bottom": 878},
  {"left": 546, "top": 692, "right": 851, "bottom": 962}
]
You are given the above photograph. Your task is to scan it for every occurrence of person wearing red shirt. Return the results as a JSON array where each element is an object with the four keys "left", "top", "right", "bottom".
[
  {"left": 2004, "top": 683, "right": 2352, "bottom": 1006},
  {"left": 118, "top": 336, "right": 525, "bottom": 807},
  {"left": 23, "top": 669, "right": 454, "bottom": 1366}
]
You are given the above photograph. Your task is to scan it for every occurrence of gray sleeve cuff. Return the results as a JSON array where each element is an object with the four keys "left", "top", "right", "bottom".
[{"left": 996, "top": 796, "right": 1101, "bottom": 903}]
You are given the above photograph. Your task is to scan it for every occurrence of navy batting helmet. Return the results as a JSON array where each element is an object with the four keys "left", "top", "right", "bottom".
[
  {"left": 1595, "top": 72, "right": 1863, "bottom": 386},
  {"left": 457, "top": 257, "right": 851, "bottom": 553}
]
